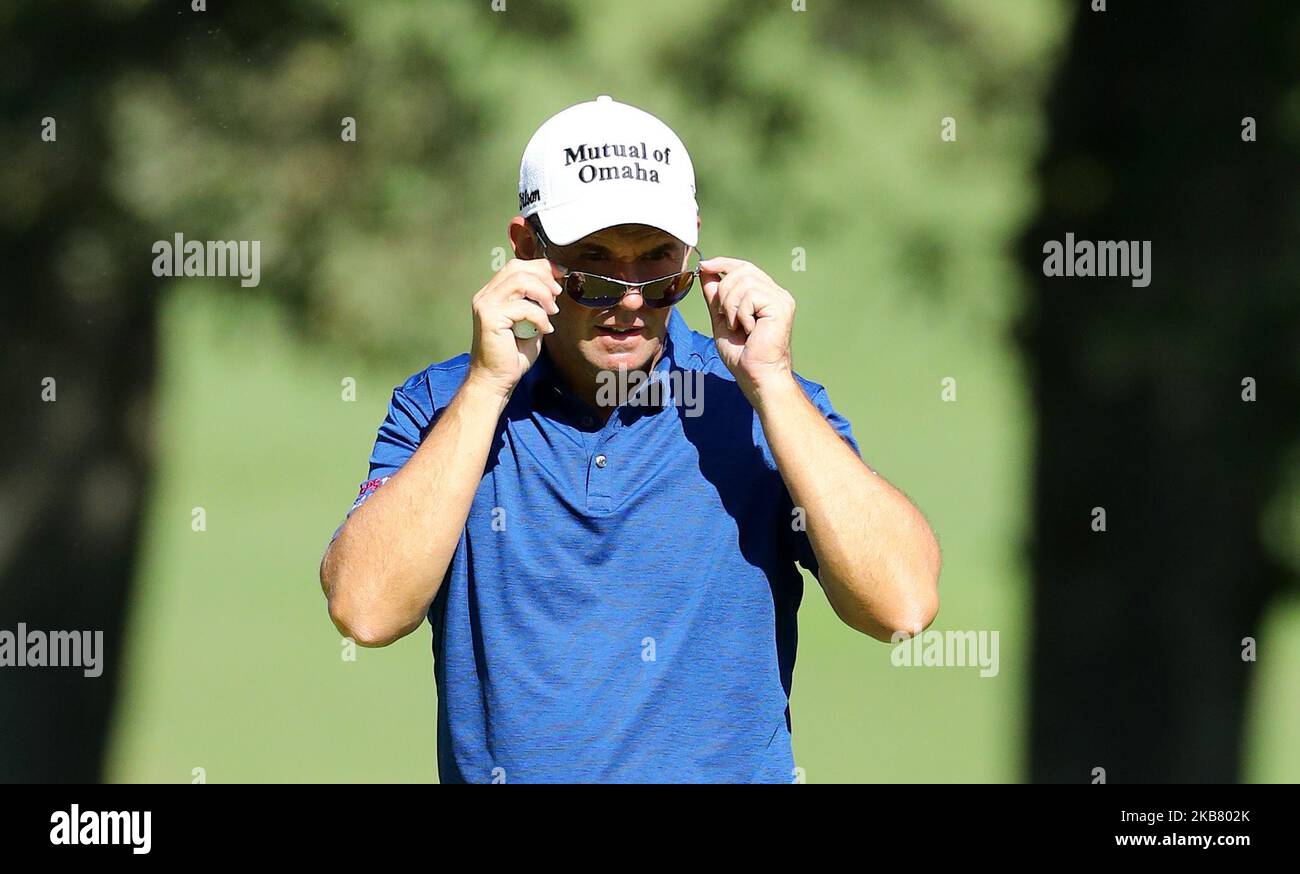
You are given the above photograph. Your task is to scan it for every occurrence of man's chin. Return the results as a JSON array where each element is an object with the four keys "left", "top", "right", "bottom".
[{"left": 584, "top": 336, "right": 658, "bottom": 372}]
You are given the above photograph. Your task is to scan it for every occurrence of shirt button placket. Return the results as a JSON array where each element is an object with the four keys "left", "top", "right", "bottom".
[
  {"left": 587, "top": 412, "right": 623, "bottom": 514},
  {"left": 589, "top": 447, "right": 612, "bottom": 513}
]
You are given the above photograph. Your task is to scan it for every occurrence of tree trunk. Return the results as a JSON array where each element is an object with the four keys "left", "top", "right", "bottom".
[{"left": 1020, "top": 0, "right": 1300, "bottom": 783}]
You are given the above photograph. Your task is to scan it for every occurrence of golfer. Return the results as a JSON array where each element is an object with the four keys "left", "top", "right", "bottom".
[{"left": 320, "top": 96, "right": 941, "bottom": 783}]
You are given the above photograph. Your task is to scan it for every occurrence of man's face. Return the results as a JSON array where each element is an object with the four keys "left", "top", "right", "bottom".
[{"left": 528, "top": 222, "right": 690, "bottom": 382}]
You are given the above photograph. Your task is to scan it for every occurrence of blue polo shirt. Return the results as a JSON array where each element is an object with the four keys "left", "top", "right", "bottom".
[{"left": 342, "top": 309, "right": 859, "bottom": 783}]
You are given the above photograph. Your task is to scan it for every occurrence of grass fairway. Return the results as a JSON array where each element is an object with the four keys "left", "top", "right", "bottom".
[{"left": 106, "top": 286, "right": 1298, "bottom": 782}]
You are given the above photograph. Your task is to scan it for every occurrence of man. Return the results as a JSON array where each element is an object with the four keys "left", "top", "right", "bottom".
[{"left": 320, "top": 95, "right": 941, "bottom": 783}]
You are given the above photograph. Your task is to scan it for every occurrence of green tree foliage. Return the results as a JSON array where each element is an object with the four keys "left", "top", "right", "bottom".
[
  {"left": 107, "top": 0, "right": 1066, "bottom": 363},
  {"left": 1, "top": 0, "right": 1067, "bottom": 780}
]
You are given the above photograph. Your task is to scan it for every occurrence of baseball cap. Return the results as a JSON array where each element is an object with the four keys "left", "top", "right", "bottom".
[{"left": 518, "top": 95, "right": 698, "bottom": 248}]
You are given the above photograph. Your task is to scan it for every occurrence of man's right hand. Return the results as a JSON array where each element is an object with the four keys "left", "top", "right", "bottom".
[
  {"left": 324, "top": 259, "right": 562, "bottom": 647},
  {"left": 467, "top": 258, "right": 562, "bottom": 401}
]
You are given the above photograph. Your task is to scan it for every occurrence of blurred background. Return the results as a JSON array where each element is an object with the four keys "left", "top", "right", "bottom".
[{"left": 1, "top": 0, "right": 1297, "bottom": 783}]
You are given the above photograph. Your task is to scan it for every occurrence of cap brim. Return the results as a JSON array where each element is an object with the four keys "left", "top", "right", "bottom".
[{"left": 535, "top": 197, "right": 698, "bottom": 248}]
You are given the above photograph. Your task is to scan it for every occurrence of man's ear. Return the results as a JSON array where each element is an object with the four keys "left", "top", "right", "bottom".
[{"left": 509, "top": 216, "right": 537, "bottom": 259}]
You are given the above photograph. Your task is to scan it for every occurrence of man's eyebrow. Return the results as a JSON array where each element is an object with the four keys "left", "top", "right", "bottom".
[{"left": 573, "top": 240, "right": 676, "bottom": 257}]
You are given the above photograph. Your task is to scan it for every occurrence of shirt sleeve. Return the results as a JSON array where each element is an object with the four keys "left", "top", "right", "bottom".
[
  {"left": 331, "top": 382, "right": 435, "bottom": 541},
  {"left": 788, "top": 383, "right": 864, "bottom": 578}
]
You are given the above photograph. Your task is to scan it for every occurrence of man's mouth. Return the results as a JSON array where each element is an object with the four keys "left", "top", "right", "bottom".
[{"left": 595, "top": 325, "right": 644, "bottom": 339}]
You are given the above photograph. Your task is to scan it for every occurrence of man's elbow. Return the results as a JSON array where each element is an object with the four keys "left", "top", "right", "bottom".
[
  {"left": 879, "top": 586, "right": 940, "bottom": 641},
  {"left": 321, "top": 559, "right": 414, "bottom": 648},
  {"left": 900, "top": 542, "right": 942, "bottom": 631},
  {"left": 841, "top": 556, "right": 941, "bottom": 642},
  {"left": 885, "top": 529, "right": 942, "bottom": 636},
  {"left": 327, "top": 595, "right": 412, "bottom": 648}
]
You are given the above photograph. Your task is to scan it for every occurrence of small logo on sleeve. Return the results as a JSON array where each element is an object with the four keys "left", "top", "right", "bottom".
[{"left": 351, "top": 476, "right": 391, "bottom": 511}]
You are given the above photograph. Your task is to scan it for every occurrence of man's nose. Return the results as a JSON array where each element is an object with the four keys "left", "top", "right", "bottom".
[{"left": 618, "top": 287, "right": 645, "bottom": 312}]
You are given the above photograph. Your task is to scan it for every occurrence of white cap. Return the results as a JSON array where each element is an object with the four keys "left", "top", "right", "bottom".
[{"left": 518, "top": 95, "right": 698, "bottom": 247}]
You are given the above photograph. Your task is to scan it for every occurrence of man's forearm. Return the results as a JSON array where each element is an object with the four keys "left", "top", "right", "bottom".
[
  {"left": 320, "top": 377, "right": 508, "bottom": 646},
  {"left": 752, "top": 376, "right": 941, "bottom": 641}
]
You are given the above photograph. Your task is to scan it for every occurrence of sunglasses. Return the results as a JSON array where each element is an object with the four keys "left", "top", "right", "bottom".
[{"left": 530, "top": 220, "right": 702, "bottom": 309}]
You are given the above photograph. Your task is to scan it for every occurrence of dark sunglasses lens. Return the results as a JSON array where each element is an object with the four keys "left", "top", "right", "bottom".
[
  {"left": 563, "top": 270, "right": 696, "bottom": 308},
  {"left": 565, "top": 273, "right": 622, "bottom": 308},
  {"left": 642, "top": 272, "right": 695, "bottom": 307}
]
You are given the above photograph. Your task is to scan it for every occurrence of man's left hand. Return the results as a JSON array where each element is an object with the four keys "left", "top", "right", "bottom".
[{"left": 699, "top": 256, "right": 796, "bottom": 400}]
